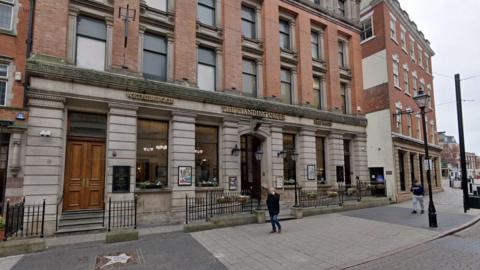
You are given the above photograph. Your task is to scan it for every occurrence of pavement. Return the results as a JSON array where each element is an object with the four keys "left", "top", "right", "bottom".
[{"left": 1, "top": 180, "right": 479, "bottom": 270}]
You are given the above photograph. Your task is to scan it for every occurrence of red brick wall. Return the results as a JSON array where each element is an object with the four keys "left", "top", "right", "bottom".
[
  {"left": 222, "top": 0, "right": 242, "bottom": 92},
  {"left": 173, "top": 0, "right": 197, "bottom": 84}
]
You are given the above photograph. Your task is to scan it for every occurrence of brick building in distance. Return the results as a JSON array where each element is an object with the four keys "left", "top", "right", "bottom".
[
  {"left": 0, "top": 0, "right": 31, "bottom": 212},
  {"left": 360, "top": 0, "right": 442, "bottom": 202},
  {"left": 23, "top": 0, "right": 369, "bottom": 234}
]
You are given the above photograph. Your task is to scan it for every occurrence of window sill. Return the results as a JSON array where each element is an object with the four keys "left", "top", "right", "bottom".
[
  {"left": 360, "top": 35, "right": 376, "bottom": 44},
  {"left": 394, "top": 85, "right": 402, "bottom": 91},
  {"left": 135, "top": 188, "right": 172, "bottom": 194},
  {"left": 280, "top": 48, "right": 296, "bottom": 55},
  {"left": 195, "top": 186, "right": 222, "bottom": 191},
  {"left": 391, "top": 37, "right": 398, "bottom": 44},
  {"left": 242, "top": 36, "right": 261, "bottom": 44},
  {"left": 0, "top": 28, "right": 16, "bottom": 37},
  {"left": 402, "top": 47, "right": 408, "bottom": 54},
  {"left": 405, "top": 91, "right": 411, "bottom": 97},
  {"left": 283, "top": 185, "right": 296, "bottom": 189},
  {"left": 196, "top": 21, "right": 222, "bottom": 32}
]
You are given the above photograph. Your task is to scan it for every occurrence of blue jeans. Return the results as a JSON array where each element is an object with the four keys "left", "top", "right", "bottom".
[{"left": 270, "top": 214, "right": 281, "bottom": 232}]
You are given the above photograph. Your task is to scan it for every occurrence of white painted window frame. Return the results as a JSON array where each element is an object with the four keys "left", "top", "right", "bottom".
[
  {"left": 389, "top": 12, "right": 397, "bottom": 43},
  {"left": 0, "top": 61, "right": 9, "bottom": 106},
  {"left": 0, "top": 0, "right": 14, "bottom": 31}
]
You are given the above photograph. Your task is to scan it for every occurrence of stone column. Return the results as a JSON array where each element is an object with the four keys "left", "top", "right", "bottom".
[
  {"left": 170, "top": 112, "right": 196, "bottom": 222},
  {"left": 352, "top": 134, "right": 368, "bottom": 183},
  {"left": 326, "top": 133, "right": 344, "bottom": 185},
  {"left": 222, "top": 118, "right": 240, "bottom": 191},
  {"left": 23, "top": 94, "right": 66, "bottom": 231},
  {"left": 297, "top": 128, "right": 317, "bottom": 190},
  {"left": 271, "top": 126, "right": 283, "bottom": 188},
  {"left": 5, "top": 132, "right": 24, "bottom": 203},
  {"left": 107, "top": 104, "right": 138, "bottom": 201}
]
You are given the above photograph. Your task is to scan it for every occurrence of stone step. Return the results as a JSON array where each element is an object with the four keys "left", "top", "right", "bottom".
[
  {"left": 55, "top": 224, "right": 106, "bottom": 235},
  {"left": 58, "top": 218, "right": 104, "bottom": 228}
]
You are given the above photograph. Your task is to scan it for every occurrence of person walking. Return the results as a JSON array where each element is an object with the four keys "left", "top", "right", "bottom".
[
  {"left": 411, "top": 181, "right": 425, "bottom": 214},
  {"left": 266, "top": 187, "right": 281, "bottom": 233}
]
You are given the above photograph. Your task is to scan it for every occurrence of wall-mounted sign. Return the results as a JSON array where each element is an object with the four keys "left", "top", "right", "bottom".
[
  {"left": 386, "top": 171, "right": 393, "bottom": 175},
  {"left": 126, "top": 92, "right": 174, "bottom": 105},
  {"left": 229, "top": 176, "right": 238, "bottom": 190},
  {"left": 307, "top": 165, "right": 316, "bottom": 181},
  {"left": 178, "top": 166, "right": 193, "bottom": 186},
  {"left": 314, "top": 120, "right": 332, "bottom": 127},
  {"left": 112, "top": 166, "right": 131, "bottom": 193},
  {"left": 222, "top": 106, "right": 285, "bottom": 120},
  {"left": 276, "top": 176, "right": 283, "bottom": 188}
]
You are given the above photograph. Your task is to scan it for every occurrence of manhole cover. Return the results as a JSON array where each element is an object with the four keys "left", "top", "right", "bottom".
[{"left": 94, "top": 251, "right": 141, "bottom": 269}]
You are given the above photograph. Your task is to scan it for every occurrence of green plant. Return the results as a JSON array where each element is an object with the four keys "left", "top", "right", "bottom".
[
  {"left": 0, "top": 217, "right": 5, "bottom": 229},
  {"left": 306, "top": 192, "right": 318, "bottom": 199},
  {"left": 327, "top": 191, "right": 338, "bottom": 198},
  {"left": 347, "top": 187, "right": 357, "bottom": 196}
]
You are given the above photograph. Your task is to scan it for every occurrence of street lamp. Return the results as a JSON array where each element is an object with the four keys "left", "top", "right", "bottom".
[{"left": 413, "top": 89, "right": 438, "bottom": 228}]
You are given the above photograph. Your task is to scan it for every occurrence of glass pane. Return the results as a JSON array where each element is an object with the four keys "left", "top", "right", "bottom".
[
  {"left": 241, "top": 6, "right": 255, "bottom": 21},
  {"left": 279, "top": 19, "right": 289, "bottom": 33},
  {"left": 312, "top": 89, "right": 320, "bottom": 109},
  {"left": 280, "top": 34, "right": 290, "bottom": 50},
  {"left": 198, "top": 5, "right": 215, "bottom": 26},
  {"left": 199, "top": 0, "right": 214, "bottom": 7},
  {"left": 316, "top": 137, "right": 325, "bottom": 181},
  {"left": 77, "top": 16, "right": 106, "bottom": 40},
  {"left": 281, "top": 69, "right": 291, "bottom": 83},
  {"left": 144, "top": 34, "right": 167, "bottom": 54},
  {"left": 242, "top": 59, "right": 255, "bottom": 74},
  {"left": 0, "top": 3, "right": 12, "bottom": 30},
  {"left": 242, "top": 20, "right": 255, "bottom": 39},
  {"left": 145, "top": 0, "right": 167, "bottom": 11},
  {"left": 281, "top": 83, "right": 292, "bottom": 104},
  {"left": 0, "top": 82, "right": 5, "bottom": 106},
  {"left": 198, "top": 47, "right": 215, "bottom": 65},
  {"left": 136, "top": 120, "right": 169, "bottom": 189},
  {"left": 0, "top": 64, "right": 7, "bottom": 77},
  {"left": 143, "top": 51, "right": 167, "bottom": 81},
  {"left": 196, "top": 126, "right": 218, "bottom": 187},
  {"left": 197, "top": 64, "right": 215, "bottom": 91},
  {"left": 242, "top": 74, "right": 256, "bottom": 97},
  {"left": 76, "top": 37, "right": 106, "bottom": 71},
  {"left": 68, "top": 112, "right": 107, "bottom": 137},
  {"left": 283, "top": 134, "right": 296, "bottom": 185}
]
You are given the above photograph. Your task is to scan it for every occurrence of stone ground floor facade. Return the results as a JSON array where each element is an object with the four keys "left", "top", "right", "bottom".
[{"left": 9, "top": 68, "right": 369, "bottom": 234}]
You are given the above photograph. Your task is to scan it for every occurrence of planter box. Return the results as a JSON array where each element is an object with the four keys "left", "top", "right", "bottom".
[
  {"left": 290, "top": 207, "right": 303, "bottom": 219},
  {"left": 253, "top": 209, "right": 266, "bottom": 224}
]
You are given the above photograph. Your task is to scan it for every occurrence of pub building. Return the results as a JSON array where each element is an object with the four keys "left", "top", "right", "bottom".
[{"left": 22, "top": 0, "right": 368, "bottom": 234}]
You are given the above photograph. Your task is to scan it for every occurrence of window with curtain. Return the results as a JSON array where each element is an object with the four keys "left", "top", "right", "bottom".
[
  {"left": 197, "top": 47, "right": 216, "bottom": 91},
  {"left": 143, "top": 33, "right": 167, "bottom": 81},
  {"left": 0, "top": 0, "right": 14, "bottom": 31},
  {"left": 198, "top": 0, "right": 215, "bottom": 26},
  {"left": 279, "top": 19, "right": 291, "bottom": 50},
  {"left": 76, "top": 16, "right": 106, "bottom": 71},
  {"left": 242, "top": 59, "right": 257, "bottom": 97},
  {"left": 312, "top": 77, "right": 322, "bottom": 110},
  {"left": 280, "top": 68, "right": 292, "bottom": 104},
  {"left": 136, "top": 120, "right": 169, "bottom": 189},
  {"left": 316, "top": 137, "right": 325, "bottom": 182},
  {"left": 241, "top": 5, "right": 256, "bottom": 39},
  {"left": 283, "top": 133, "right": 296, "bottom": 186},
  {"left": 195, "top": 125, "right": 219, "bottom": 187}
]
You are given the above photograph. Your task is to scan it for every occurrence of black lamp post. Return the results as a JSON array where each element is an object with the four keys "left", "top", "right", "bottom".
[
  {"left": 413, "top": 90, "right": 438, "bottom": 228},
  {"left": 277, "top": 150, "right": 300, "bottom": 206}
]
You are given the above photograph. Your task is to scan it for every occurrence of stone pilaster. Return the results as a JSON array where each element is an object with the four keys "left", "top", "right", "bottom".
[
  {"left": 222, "top": 118, "right": 240, "bottom": 191},
  {"left": 326, "top": 133, "right": 344, "bottom": 185},
  {"left": 297, "top": 128, "right": 317, "bottom": 189},
  {"left": 352, "top": 134, "right": 368, "bottom": 183},
  {"left": 271, "top": 126, "right": 283, "bottom": 188}
]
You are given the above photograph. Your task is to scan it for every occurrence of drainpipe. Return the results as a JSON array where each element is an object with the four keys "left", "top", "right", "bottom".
[{"left": 24, "top": 0, "right": 36, "bottom": 108}]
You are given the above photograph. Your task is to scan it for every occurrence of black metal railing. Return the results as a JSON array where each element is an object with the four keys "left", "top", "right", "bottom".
[
  {"left": 3, "top": 199, "right": 45, "bottom": 241},
  {"left": 299, "top": 189, "right": 341, "bottom": 208},
  {"left": 185, "top": 190, "right": 254, "bottom": 224},
  {"left": 107, "top": 197, "right": 137, "bottom": 231}
]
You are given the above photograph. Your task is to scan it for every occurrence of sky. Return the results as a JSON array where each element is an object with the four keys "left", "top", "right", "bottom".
[{"left": 397, "top": 0, "right": 480, "bottom": 155}]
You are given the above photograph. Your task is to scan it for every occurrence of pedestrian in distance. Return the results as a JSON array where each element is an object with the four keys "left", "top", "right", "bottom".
[
  {"left": 266, "top": 187, "right": 282, "bottom": 233},
  {"left": 411, "top": 180, "right": 425, "bottom": 214}
]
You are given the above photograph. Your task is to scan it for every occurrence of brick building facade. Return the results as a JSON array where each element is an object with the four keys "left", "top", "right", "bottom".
[
  {"left": 20, "top": 0, "right": 369, "bottom": 234},
  {"left": 0, "top": 0, "right": 31, "bottom": 212},
  {"left": 360, "top": 0, "right": 442, "bottom": 202}
]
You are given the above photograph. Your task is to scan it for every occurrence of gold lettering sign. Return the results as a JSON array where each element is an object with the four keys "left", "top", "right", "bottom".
[
  {"left": 126, "top": 92, "right": 174, "bottom": 105},
  {"left": 222, "top": 106, "right": 285, "bottom": 120},
  {"left": 314, "top": 120, "right": 332, "bottom": 126}
]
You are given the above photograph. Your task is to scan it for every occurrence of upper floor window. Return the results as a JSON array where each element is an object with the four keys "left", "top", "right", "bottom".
[
  {"left": 403, "top": 66, "right": 409, "bottom": 94},
  {"left": 410, "top": 38, "right": 415, "bottom": 61},
  {"left": 280, "top": 68, "right": 292, "bottom": 104},
  {"left": 418, "top": 47, "right": 423, "bottom": 67},
  {"left": 310, "top": 0, "right": 320, "bottom": 5},
  {"left": 242, "top": 59, "right": 257, "bottom": 97},
  {"left": 143, "top": 33, "right": 167, "bottom": 81},
  {"left": 425, "top": 54, "right": 430, "bottom": 73},
  {"left": 407, "top": 113, "right": 412, "bottom": 137},
  {"left": 361, "top": 16, "right": 373, "bottom": 41},
  {"left": 241, "top": 5, "right": 256, "bottom": 39},
  {"left": 395, "top": 106, "right": 402, "bottom": 132},
  {"left": 412, "top": 73, "right": 418, "bottom": 96},
  {"left": 76, "top": 16, "right": 106, "bottom": 71},
  {"left": 279, "top": 19, "right": 291, "bottom": 50},
  {"left": 389, "top": 16, "right": 397, "bottom": 41},
  {"left": 311, "top": 31, "right": 320, "bottom": 59},
  {"left": 416, "top": 115, "right": 422, "bottom": 139},
  {"left": 198, "top": 0, "right": 215, "bottom": 26},
  {"left": 197, "top": 47, "right": 216, "bottom": 91},
  {"left": 145, "top": 0, "right": 167, "bottom": 12},
  {"left": 0, "top": 0, "right": 14, "bottom": 31},
  {"left": 392, "top": 58, "right": 400, "bottom": 88},
  {"left": 338, "top": 40, "right": 347, "bottom": 68},
  {"left": 312, "top": 77, "right": 323, "bottom": 110},
  {"left": 337, "top": 0, "right": 346, "bottom": 17},
  {"left": 400, "top": 29, "right": 406, "bottom": 50},
  {"left": 340, "top": 83, "right": 348, "bottom": 114},
  {"left": 0, "top": 63, "right": 8, "bottom": 106}
]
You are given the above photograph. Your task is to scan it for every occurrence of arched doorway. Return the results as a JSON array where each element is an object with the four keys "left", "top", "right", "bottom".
[{"left": 240, "top": 134, "right": 262, "bottom": 200}]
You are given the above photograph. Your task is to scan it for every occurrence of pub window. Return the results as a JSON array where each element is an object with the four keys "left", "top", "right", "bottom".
[
  {"left": 145, "top": 0, "right": 167, "bottom": 12},
  {"left": 68, "top": 112, "right": 107, "bottom": 138},
  {"left": 136, "top": 120, "right": 169, "bottom": 189},
  {"left": 0, "top": 63, "right": 8, "bottom": 106},
  {"left": 198, "top": 0, "right": 215, "bottom": 26},
  {"left": 280, "top": 68, "right": 292, "bottom": 104},
  {"left": 283, "top": 133, "right": 296, "bottom": 186},
  {"left": 76, "top": 16, "right": 106, "bottom": 71},
  {"left": 312, "top": 76, "right": 323, "bottom": 110},
  {"left": 195, "top": 125, "right": 219, "bottom": 187},
  {"left": 197, "top": 46, "right": 216, "bottom": 91},
  {"left": 242, "top": 59, "right": 257, "bottom": 97},
  {"left": 241, "top": 5, "right": 256, "bottom": 39},
  {"left": 279, "top": 19, "right": 291, "bottom": 50},
  {"left": 316, "top": 137, "right": 326, "bottom": 182},
  {"left": 0, "top": 0, "right": 14, "bottom": 31},
  {"left": 143, "top": 33, "right": 167, "bottom": 81}
]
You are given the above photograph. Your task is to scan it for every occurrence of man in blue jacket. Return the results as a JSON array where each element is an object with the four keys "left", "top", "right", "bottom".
[
  {"left": 266, "top": 187, "right": 281, "bottom": 233},
  {"left": 411, "top": 181, "right": 425, "bottom": 214}
]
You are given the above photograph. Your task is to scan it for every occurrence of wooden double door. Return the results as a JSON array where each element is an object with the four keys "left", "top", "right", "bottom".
[{"left": 63, "top": 140, "right": 105, "bottom": 211}]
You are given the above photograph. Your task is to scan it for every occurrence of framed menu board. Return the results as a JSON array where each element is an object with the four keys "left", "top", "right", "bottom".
[{"left": 113, "top": 166, "right": 131, "bottom": 193}]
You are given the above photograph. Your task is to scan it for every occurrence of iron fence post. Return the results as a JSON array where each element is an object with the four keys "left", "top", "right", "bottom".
[
  {"left": 41, "top": 199, "right": 45, "bottom": 238},
  {"left": 134, "top": 195, "right": 137, "bottom": 230},
  {"left": 108, "top": 197, "right": 111, "bottom": 232},
  {"left": 185, "top": 194, "right": 188, "bottom": 225},
  {"left": 3, "top": 200, "right": 9, "bottom": 241}
]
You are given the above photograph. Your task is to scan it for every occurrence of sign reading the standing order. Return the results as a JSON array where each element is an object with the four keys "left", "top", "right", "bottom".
[
  {"left": 126, "top": 92, "right": 174, "bottom": 105},
  {"left": 222, "top": 106, "right": 285, "bottom": 120}
]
